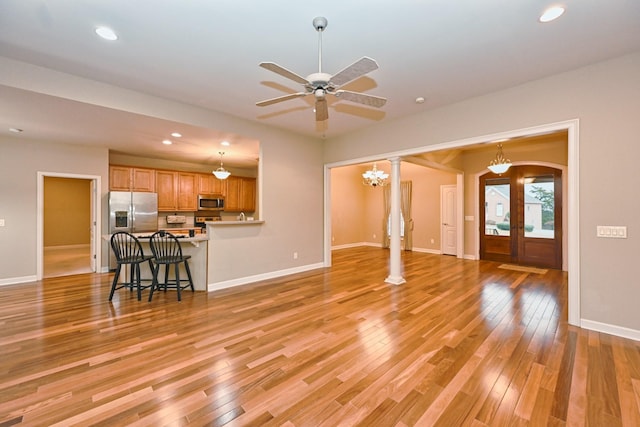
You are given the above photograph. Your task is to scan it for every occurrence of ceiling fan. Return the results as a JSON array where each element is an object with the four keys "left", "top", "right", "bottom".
[{"left": 256, "top": 16, "right": 387, "bottom": 122}]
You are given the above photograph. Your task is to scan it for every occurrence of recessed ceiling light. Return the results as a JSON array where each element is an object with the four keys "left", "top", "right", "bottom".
[
  {"left": 9, "top": 127, "right": 23, "bottom": 133},
  {"left": 95, "top": 26, "right": 118, "bottom": 41},
  {"left": 162, "top": 139, "right": 172, "bottom": 145},
  {"left": 221, "top": 141, "right": 230, "bottom": 146},
  {"left": 539, "top": 6, "right": 565, "bottom": 23},
  {"left": 415, "top": 97, "right": 425, "bottom": 104},
  {"left": 171, "top": 132, "right": 182, "bottom": 138}
]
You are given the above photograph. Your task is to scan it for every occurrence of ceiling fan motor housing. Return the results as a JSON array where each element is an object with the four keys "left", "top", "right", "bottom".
[{"left": 306, "top": 72, "right": 334, "bottom": 93}]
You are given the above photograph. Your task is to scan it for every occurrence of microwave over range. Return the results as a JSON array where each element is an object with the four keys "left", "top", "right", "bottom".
[{"left": 198, "top": 194, "right": 225, "bottom": 211}]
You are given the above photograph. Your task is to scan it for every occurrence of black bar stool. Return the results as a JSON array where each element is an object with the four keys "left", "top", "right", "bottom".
[
  {"left": 109, "top": 232, "right": 155, "bottom": 301},
  {"left": 148, "top": 231, "right": 195, "bottom": 301}
]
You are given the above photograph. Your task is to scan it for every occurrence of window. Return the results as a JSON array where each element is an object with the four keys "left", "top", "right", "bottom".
[
  {"left": 387, "top": 213, "right": 405, "bottom": 237},
  {"left": 496, "top": 203, "right": 504, "bottom": 217}
]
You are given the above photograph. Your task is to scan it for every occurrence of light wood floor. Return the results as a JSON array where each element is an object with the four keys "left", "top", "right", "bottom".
[{"left": 2, "top": 247, "right": 640, "bottom": 426}]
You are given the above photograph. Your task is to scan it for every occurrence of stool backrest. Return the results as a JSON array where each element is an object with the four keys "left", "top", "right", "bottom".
[
  {"left": 110, "top": 231, "right": 145, "bottom": 262},
  {"left": 149, "top": 231, "right": 184, "bottom": 260}
]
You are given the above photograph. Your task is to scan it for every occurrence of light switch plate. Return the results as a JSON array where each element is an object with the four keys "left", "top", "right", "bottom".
[
  {"left": 597, "top": 225, "right": 627, "bottom": 238},
  {"left": 0, "top": 219, "right": 4, "bottom": 227}
]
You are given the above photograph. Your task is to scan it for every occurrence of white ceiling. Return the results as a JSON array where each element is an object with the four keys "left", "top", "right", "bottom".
[{"left": 1, "top": 1, "right": 639, "bottom": 165}]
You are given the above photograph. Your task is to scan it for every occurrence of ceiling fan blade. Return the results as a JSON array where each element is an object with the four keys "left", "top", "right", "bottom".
[
  {"left": 315, "top": 98, "right": 328, "bottom": 121},
  {"left": 329, "top": 57, "right": 379, "bottom": 87},
  {"left": 334, "top": 90, "right": 387, "bottom": 108},
  {"left": 259, "top": 62, "right": 309, "bottom": 85},
  {"left": 256, "top": 92, "right": 307, "bottom": 107}
]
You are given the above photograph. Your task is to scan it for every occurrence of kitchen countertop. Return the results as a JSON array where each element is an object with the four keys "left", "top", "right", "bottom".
[
  {"left": 103, "top": 232, "right": 209, "bottom": 245},
  {"left": 206, "top": 220, "right": 264, "bottom": 226}
]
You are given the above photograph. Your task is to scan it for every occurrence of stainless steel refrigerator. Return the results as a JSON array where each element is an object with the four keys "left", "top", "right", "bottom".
[{"left": 109, "top": 191, "right": 158, "bottom": 268}]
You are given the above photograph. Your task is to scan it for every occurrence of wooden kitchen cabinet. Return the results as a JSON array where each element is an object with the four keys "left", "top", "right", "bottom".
[
  {"left": 197, "top": 173, "right": 226, "bottom": 195},
  {"left": 156, "top": 170, "right": 178, "bottom": 210},
  {"left": 225, "top": 176, "right": 256, "bottom": 212},
  {"left": 177, "top": 172, "right": 197, "bottom": 211},
  {"left": 156, "top": 170, "right": 197, "bottom": 211},
  {"left": 109, "top": 166, "right": 156, "bottom": 192}
]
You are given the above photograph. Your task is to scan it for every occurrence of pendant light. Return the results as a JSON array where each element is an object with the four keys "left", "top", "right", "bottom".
[
  {"left": 487, "top": 143, "right": 512, "bottom": 174},
  {"left": 213, "top": 151, "right": 231, "bottom": 180}
]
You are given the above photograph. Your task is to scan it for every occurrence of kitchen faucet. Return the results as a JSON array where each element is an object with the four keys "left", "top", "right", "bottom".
[{"left": 238, "top": 212, "right": 245, "bottom": 221}]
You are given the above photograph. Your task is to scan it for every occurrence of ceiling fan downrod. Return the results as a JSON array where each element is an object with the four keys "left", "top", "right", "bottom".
[{"left": 313, "top": 17, "right": 328, "bottom": 74}]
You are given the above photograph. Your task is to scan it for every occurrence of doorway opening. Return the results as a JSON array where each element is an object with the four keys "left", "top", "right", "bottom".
[{"left": 37, "top": 172, "right": 101, "bottom": 280}]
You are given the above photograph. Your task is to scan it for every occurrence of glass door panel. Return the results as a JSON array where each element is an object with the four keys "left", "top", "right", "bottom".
[
  {"left": 484, "top": 178, "right": 510, "bottom": 237},
  {"left": 524, "top": 175, "right": 554, "bottom": 239}
]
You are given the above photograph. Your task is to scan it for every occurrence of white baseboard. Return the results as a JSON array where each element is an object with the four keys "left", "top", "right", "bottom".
[
  {"left": 0, "top": 275, "right": 37, "bottom": 286},
  {"left": 332, "top": 243, "right": 443, "bottom": 254},
  {"left": 331, "top": 242, "right": 372, "bottom": 250},
  {"left": 208, "top": 262, "right": 325, "bottom": 292},
  {"left": 581, "top": 319, "right": 640, "bottom": 342},
  {"left": 412, "top": 247, "right": 441, "bottom": 255},
  {"left": 464, "top": 254, "right": 477, "bottom": 260}
]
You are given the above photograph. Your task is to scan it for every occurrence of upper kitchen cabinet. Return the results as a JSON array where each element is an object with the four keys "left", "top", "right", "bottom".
[
  {"left": 198, "top": 173, "right": 226, "bottom": 195},
  {"left": 109, "top": 165, "right": 155, "bottom": 192},
  {"left": 177, "top": 172, "right": 197, "bottom": 211},
  {"left": 156, "top": 170, "right": 197, "bottom": 211},
  {"left": 225, "top": 176, "right": 256, "bottom": 212}
]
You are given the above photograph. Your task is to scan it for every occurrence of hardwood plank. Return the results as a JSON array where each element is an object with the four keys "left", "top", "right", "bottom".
[{"left": 1, "top": 247, "right": 640, "bottom": 425}]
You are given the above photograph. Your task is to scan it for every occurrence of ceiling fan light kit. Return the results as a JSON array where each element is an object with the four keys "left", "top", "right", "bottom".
[{"left": 256, "top": 17, "right": 386, "bottom": 122}]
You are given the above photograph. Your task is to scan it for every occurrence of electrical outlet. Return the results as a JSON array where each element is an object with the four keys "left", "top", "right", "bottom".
[
  {"left": 430, "top": 238, "right": 435, "bottom": 244},
  {"left": 293, "top": 252, "right": 298, "bottom": 259},
  {"left": 373, "top": 233, "right": 376, "bottom": 239},
  {"left": 0, "top": 219, "right": 4, "bottom": 227}
]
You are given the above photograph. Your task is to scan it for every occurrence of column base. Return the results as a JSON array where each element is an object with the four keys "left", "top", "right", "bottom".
[{"left": 385, "top": 276, "right": 406, "bottom": 285}]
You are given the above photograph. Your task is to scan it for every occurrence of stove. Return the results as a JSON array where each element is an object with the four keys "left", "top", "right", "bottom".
[{"left": 195, "top": 212, "right": 221, "bottom": 228}]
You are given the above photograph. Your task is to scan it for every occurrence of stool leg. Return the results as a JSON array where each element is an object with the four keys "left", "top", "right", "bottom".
[
  {"left": 109, "top": 264, "right": 122, "bottom": 301},
  {"left": 135, "top": 263, "right": 142, "bottom": 301},
  {"left": 164, "top": 264, "right": 170, "bottom": 292},
  {"left": 175, "top": 263, "right": 181, "bottom": 301},
  {"left": 148, "top": 263, "right": 159, "bottom": 302},
  {"left": 184, "top": 260, "right": 195, "bottom": 292}
]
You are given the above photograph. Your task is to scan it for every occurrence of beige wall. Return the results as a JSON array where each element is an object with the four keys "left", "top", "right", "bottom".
[
  {"left": 44, "top": 177, "right": 91, "bottom": 246},
  {"left": 325, "top": 52, "right": 640, "bottom": 332}
]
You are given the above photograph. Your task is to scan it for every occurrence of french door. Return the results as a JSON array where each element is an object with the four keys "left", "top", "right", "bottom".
[{"left": 480, "top": 165, "right": 562, "bottom": 269}]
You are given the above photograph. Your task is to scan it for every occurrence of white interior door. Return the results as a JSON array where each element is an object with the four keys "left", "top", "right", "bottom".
[{"left": 441, "top": 185, "right": 457, "bottom": 256}]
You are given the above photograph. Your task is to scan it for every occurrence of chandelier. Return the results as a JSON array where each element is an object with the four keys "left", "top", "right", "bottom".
[
  {"left": 362, "top": 163, "right": 388, "bottom": 187},
  {"left": 487, "top": 143, "right": 512, "bottom": 174},
  {"left": 212, "top": 151, "right": 231, "bottom": 180}
]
